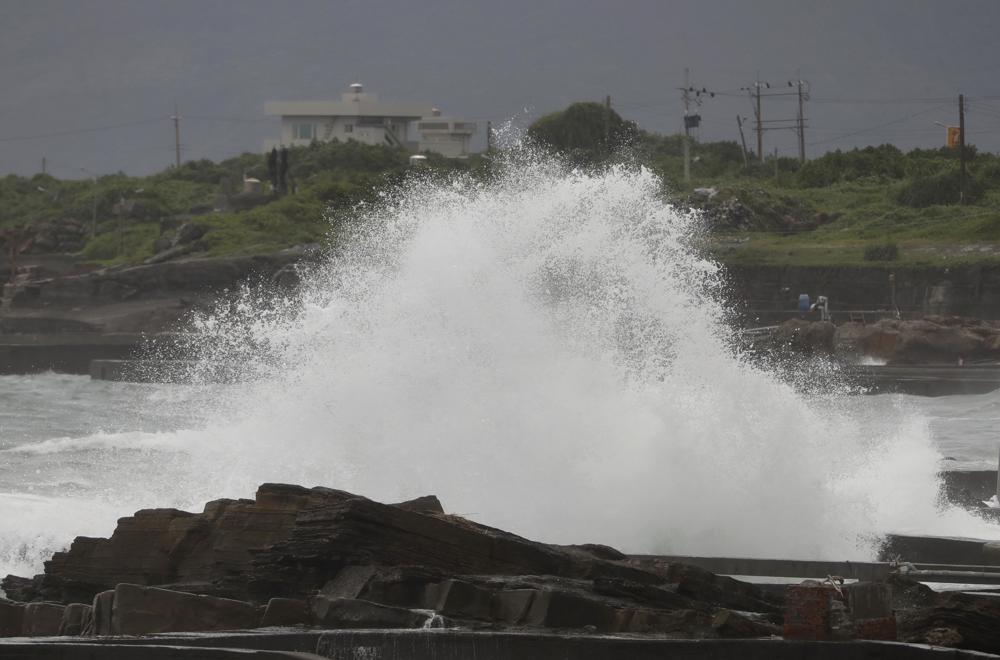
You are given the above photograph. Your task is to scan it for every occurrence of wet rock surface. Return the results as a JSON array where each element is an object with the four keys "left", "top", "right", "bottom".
[
  {"left": 761, "top": 316, "right": 1000, "bottom": 365},
  {"left": 0, "top": 484, "right": 779, "bottom": 640},
  {"left": 2, "top": 484, "right": 1000, "bottom": 657}
]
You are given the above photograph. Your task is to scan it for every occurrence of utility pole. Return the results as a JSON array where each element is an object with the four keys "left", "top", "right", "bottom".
[
  {"left": 755, "top": 76, "right": 763, "bottom": 163},
  {"left": 171, "top": 103, "right": 181, "bottom": 169},
  {"left": 41, "top": 157, "right": 46, "bottom": 175},
  {"left": 678, "top": 69, "right": 714, "bottom": 182},
  {"left": 682, "top": 69, "right": 692, "bottom": 183},
  {"left": 486, "top": 121, "right": 493, "bottom": 153},
  {"left": 743, "top": 76, "right": 803, "bottom": 164},
  {"left": 736, "top": 116, "right": 749, "bottom": 168},
  {"left": 796, "top": 79, "right": 807, "bottom": 163},
  {"left": 959, "top": 93, "right": 967, "bottom": 203}
]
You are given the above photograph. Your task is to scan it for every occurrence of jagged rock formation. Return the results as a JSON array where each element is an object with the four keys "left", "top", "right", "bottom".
[
  {"left": 754, "top": 316, "right": 1000, "bottom": 365},
  {"left": 1, "top": 484, "right": 781, "bottom": 641},
  {"left": 4, "top": 484, "right": 1000, "bottom": 655}
]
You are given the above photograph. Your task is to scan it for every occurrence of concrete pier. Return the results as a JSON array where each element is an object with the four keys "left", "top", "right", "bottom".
[
  {"left": 0, "top": 334, "right": 147, "bottom": 375},
  {"left": 855, "top": 364, "right": 1000, "bottom": 396}
]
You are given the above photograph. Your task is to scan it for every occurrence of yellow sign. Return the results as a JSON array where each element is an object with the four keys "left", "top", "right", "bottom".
[{"left": 946, "top": 126, "right": 961, "bottom": 148}]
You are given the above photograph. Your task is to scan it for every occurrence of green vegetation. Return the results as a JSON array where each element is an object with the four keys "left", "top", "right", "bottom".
[
  {"left": 1, "top": 102, "right": 998, "bottom": 268},
  {"left": 0, "top": 140, "right": 479, "bottom": 265},
  {"left": 527, "top": 101, "right": 639, "bottom": 164}
]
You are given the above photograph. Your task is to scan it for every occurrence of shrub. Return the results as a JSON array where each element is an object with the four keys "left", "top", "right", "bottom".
[
  {"left": 863, "top": 242, "right": 899, "bottom": 261},
  {"left": 896, "top": 168, "right": 983, "bottom": 207}
]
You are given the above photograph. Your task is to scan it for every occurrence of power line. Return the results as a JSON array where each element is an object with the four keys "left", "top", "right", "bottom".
[
  {"left": 185, "top": 114, "right": 274, "bottom": 124},
  {"left": 807, "top": 104, "right": 952, "bottom": 146},
  {"left": 0, "top": 118, "right": 166, "bottom": 143}
]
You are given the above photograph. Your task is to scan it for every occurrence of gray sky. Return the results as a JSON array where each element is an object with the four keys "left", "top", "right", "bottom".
[{"left": 2, "top": 0, "right": 998, "bottom": 178}]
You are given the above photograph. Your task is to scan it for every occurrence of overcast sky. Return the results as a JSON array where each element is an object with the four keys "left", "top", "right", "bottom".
[{"left": 2, "top": 0, "right": 998, "bottom": 178}]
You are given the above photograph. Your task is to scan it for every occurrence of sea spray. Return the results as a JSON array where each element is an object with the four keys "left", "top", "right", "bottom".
[
  {"left": 0, "top": 154, "right": 990, "bottom": 581},
  {"left": 160, "top": 153, "right": 983, "bottom": 556}
]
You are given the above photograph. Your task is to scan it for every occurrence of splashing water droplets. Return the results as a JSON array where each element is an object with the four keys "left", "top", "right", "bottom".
[{"left": 1, "top": 153, "right": 989, "bottom": 581}]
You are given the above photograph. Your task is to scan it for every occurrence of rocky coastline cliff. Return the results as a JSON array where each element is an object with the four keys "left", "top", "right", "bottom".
[{"left": 3, "top": 483, "right": 1000, "bottom": 656}]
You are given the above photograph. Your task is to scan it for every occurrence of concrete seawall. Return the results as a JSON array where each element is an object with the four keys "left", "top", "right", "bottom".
[
  {"left": 0, "top": 334, "right": 147, "bottom": 374},
  {"left": 726, "top": 263, "right": 1000, "bottom": 323},
  {"left": 1, "top": 630, "right": 995, "bottom": 660}
]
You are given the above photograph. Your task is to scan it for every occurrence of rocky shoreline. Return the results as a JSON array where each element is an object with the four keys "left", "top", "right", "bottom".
[
  {"left": 758, "top": 316, "right": 1000, "bottom": 365},
  {"left": 3, "top": 484, "right": 1000, "bottom": 655}
]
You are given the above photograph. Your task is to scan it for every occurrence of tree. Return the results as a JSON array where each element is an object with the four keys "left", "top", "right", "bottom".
[{"left": 527, "top": 102, "right": 639, "bottom": 163}]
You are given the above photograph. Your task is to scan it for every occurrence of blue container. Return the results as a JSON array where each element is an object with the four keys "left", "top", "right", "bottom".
[{"left": 798, "top": 294, "right": 811, "bottom": 312}]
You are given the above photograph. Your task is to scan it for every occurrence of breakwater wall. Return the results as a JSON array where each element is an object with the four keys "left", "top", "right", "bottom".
[
  {"left": 0, "top": 334, "right": 144, "bottom": 374},
  {"left": 725, "top": 263, "right": 1000, "bottom": 323}
]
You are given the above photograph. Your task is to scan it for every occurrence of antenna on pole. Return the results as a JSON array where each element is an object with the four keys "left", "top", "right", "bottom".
[
  {"left": 678, "top": 68, "right": 714, "bottom": 182},
  {"left": 171, "top": 103, "right": 182, "bottom": 169},
  {"left": 736, "top": 116, "right": 749, "bottom": 168},
  {"left": 959, "top": 93, "right": 967, "bottom": 204}
]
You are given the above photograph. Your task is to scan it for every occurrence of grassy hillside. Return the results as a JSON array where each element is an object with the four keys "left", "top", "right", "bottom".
[
  {"left": 645, "top": 140, "right": 1000, "bottom": 266},
  {"left": 1, "top": 113, "right": 998, "bottom": 268},
  {"left": 0, "top": 141, "right": 478, "bottom": 266}
]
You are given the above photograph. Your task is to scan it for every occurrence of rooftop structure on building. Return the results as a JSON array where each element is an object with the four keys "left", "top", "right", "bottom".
[{"left": 265, "top": 83, "right": 476, "bottom": 158}]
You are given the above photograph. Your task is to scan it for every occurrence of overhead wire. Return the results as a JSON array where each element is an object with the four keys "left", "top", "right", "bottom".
[
  {"left": 806, "top": 104, "right": 953, "bottom": 146},
  {"left": 0, "top": 118, "right": 167, "bottom": 143}
]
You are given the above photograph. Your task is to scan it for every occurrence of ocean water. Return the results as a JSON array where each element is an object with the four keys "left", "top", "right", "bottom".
[{"left": 2, "top": 157, "right": 998, "bottom": 582}]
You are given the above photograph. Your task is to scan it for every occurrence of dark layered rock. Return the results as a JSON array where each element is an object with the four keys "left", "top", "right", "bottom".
[
  {"left": 0, "top": 600, "right": 24, "bottom": 636},
  {"left": 837, "top": 316, "right": 1000, "bottom": 364},
  {"left": 712, "top": 609, "right": 781, "bottom": 638},
  {"left": 21, "top": 484, "right": 325, "bottom": 603},
  {"left": 21, "top": 602, "right": 65, "bottom": 636},
  {"left": 110, "top": 583, "right": 258, "bottom": 635},
  {"left": 10, "top": 484, "right": 658, "bottom": 606},
  {"left": 9, "top": 246, "right": 318, "bottom": 310},
  {"left": 771, "top": 319, "right": 837, "bottom": 355},
  {"left": 260, "top": 598, "right": 311, "bottom": 627},
  {"left": 629, "top": 558, "right": 783, "bottom": 616},
  {"left": 57, "top": 603, "right": 92, "bottom": 636},
  {"left": 897, "top": 590, "right": 1000, "bottom": 653},
  {"left": 1, "top": 484, "right": 786, "bottom": 642},
  {"left": 310, "top": 597, "right": 430, "bottom": 629},
  {"left": 247, "top": 489, "right": 659, "bottom": 601}
]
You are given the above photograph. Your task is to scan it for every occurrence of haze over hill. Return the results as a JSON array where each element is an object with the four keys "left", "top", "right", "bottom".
[{"left": 2, "top": 0, "right": 999, "bottom": 178}]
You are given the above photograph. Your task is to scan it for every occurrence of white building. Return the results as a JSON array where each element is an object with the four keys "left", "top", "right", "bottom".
[
  {"left": 265, "top": 83, "right": 476, "bottom": 157},
  {"left": 415, "top": 111, "right": 477, "bottom": 159}
]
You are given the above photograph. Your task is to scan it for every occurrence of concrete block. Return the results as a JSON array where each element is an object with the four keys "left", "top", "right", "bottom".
[
  {"left": 22, "top": 602, "right": 65, "bottom": 636},
  {"left": 624, "top": 608, "right": 712, "bottom": 635},
  {"left": 320, "top": 565, "right": 377, "bottom": 600},
  {"left": 261, "top": 598, "right": 311, "bottom": 627},
  {"left": 880, "top": 534, "right": 994, "bottom": 565},
  {"left": 845, "top": 582, "right": 892, "bottom": 620},
  {"left": 112, "top": 583, "right": 258, "bottom": 634},
  {"left": 311, "top": 597, "right": 429, "bottom": 629},
  {"left": 89, "top": 589, "right": 115, "bottom": 636},
  {"left": 523, "top": 588, "right": 618, "bottom": 631},
  {"left": 783, "top": 583, "right": 841, "bottom": 641},
  {"left": 712, "top": 609, "right": 780, "bottom": 638},
  {"left": 433, "top": 580, "right": 493, "bottom": 620},
  {"left": 490, "top": 589, "right": 536, "bottom": 624},
  {"left": 0, "top": 599, "right": 25, "bottom": 637},
  {"left": 58, "top": 603, "right": 92, "bottom": 636}
]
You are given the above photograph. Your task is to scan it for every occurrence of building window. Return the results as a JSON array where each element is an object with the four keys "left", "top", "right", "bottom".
[
  {"left": 293, "top": 123, "right": 314, "bottom": 140},
  {"left": 344, "top": 124, "right": 353, "bottom": 134}
]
